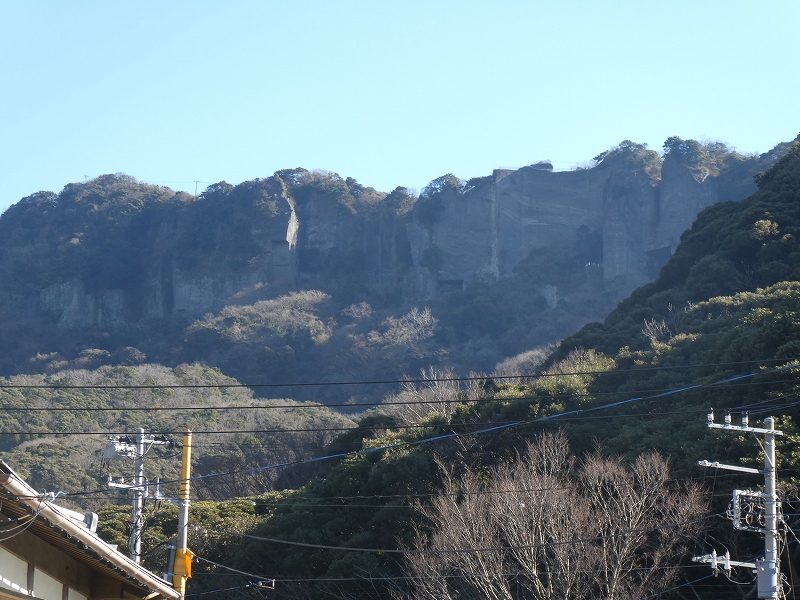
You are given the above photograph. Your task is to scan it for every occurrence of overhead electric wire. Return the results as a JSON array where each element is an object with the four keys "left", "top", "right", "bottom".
[
  {"left": 0, "top": 361, "right": 789, "bottom": 508},
  {"left": 223, "top": 565, "right": 714, "bottom": 584},
  {"left": 186, "top": 582, "right": 270, "bottom": 598},
  {"left": 189, "top": 558, "right": 713, "bottom": 584},
  {"left": 0, "top": 513, "right": 38, "bottom": 541},
  {"left": 0, "top": 376, "right": 792, "bottom": 413},
  {"left": 0, "top": 493, "right": 56, "bottom": 542},
  {"left": 0, "top": 357, "right": 795, "bottom": 391},
  {"left": 4, "top": 381, "right": 800, "bottom": 440},
  {"left": 4, "top": 358, "right": 793, "bottom": 591},
  {"left": 200, "top": 514, "right": 714, "bottom": 554},
  {"left": 30, "top": 359, "right": 799, "bottom": 499},
  {"left": 221, "top": 473, "right": 758, "bottom": 506},
  {"left": 637, "top": 574, "right": 716, "bottom": 599},
  {"left": 81, "top": 471, "right": 755, "bottom": 506},
  {"left": 194, "top": 555, "right": 274, "bottom": 581},
  {"left": 2, "top": 401, "right": 798, "bottom": 439}
]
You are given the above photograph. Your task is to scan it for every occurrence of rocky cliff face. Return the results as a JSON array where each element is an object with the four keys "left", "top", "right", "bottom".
[
  {"left": 0, "top": 140, "right": 788, "bottom": 337},
  {"left": 403, "top": 147, "right": 768, "bottom": 302},
  {"left": 406, "top": 159, "right": 655, "bottom": 299}
]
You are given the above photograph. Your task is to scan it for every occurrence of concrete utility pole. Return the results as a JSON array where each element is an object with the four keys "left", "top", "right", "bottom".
[
  {"left": 104, "top": 428, "right": 174, "bottom": 563},
  {"left": 693, "top": 410, "right": 784, "bottom": 599},
  {"left": 131, "top": 428, "right": 145, "bottom": 562}
]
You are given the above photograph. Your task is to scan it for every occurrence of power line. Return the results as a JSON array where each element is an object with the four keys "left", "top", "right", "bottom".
[
  {"left": 236, "top": 476, "right": 758, "bottom": 508},
  {"left": 0, "top": 377, "right": 790, "bottom": 412},
  {"left": 1, "top": 373, "right": 797, "bottom": 435},
  {"left": 0, "top": 408, "right": 748, "bottom": 436},
  {"left": 191, "top": 563, "right": 715, "bottom": 583},
  {"left": 3, "top": 394, "right": 799, "bottom": 443},
  {"left": 19, "top": 361, "right": 798, "bottom": 500},
  {"left": 190, "top": 559, "right": 715, "bottom": 585},
  {"left": 1, "top": 357, "right": 795, "bottom": 391},
  {"left": 199, "top": 514, "right": 714, "bottom": 554},
  {"left": 186, "top": 582, "right": 271, "bottom": 598},
  {"left": 638, "top": 574, "right": 716, "bottom": 599},
  {"left": 0, "top": 495, "right": 54, "bottom": 542},
  {"left": 194, "top": 556, "right": 272, "bottom": 581},
  {"left": 31, "top": 472, "right": 755, "bottom": 505}
]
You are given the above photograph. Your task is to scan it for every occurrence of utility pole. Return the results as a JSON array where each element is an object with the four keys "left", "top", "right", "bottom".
[
  {"left": 131, "top": 428, "right": 144, "bottom": 563},
  {"left": 693, "top": 410, "right": 784, "bottom": 599},
  {"left": 172, "top": 428, "right": 193, "bottom": 600},
  {"left": 104, "top": 428, "right": 174, "bottom": 563}
]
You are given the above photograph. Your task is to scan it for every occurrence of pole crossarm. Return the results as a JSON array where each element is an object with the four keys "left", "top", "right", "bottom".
[
  {"left": 697, "top": 460, "right": 763, "bottom": 474},
  {"left": 102, "top": 429, "right": 177, "bottom": 564},
  {"left": 708, "top": 423, "right": 783, "bottom": 435},
  {"left": 692, "top": 550, "right": 757, "bottom": 573},
  {"left": 107, "top": 480, "right": 150, "bottom": 492}
]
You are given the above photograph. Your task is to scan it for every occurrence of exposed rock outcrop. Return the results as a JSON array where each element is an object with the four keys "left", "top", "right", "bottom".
[
  {"left": 403, "top": 146, "right": 766, "bottom": 299},
  {"left": 0, "top": 138, "right": 790, "bottom": 335}
]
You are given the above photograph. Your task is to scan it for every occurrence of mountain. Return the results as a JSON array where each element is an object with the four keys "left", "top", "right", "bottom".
[
  {"left": 0, "top": 137, "right": 794, "bottom": 390},
  {"left": 556, "top": 138, "right": 800, "bottom": 361},
  {"left": 48, "top": 139, "right": 800, "bottom": 600},
  {"left": 2, "top": 136, "right": 800, "bottom": 599}
]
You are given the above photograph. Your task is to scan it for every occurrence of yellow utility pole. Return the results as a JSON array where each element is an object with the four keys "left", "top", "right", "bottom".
[{"left": 173, "top": 428, "right": 193, "bottom": 599}]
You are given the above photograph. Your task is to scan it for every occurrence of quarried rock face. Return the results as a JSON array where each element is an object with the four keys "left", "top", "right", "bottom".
[
  {"left": 5, "top": 139, "right": 787, "bottom": 332},
  {"left": 406, "top": 156, "right": 657, "bottom": 298},
  {"left": 403, "top": 148, "right": 771, "bottom": 300},
  {"left": 39, "top": 280, "right": 127, "bottom": 328},
  {"left": 601, "top": 165, "right": 661, "bottom": 284}
]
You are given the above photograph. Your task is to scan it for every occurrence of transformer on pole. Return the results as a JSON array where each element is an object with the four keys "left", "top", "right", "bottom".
[{"left": 693, "top": 410, "right": 784, "bottom": 599}]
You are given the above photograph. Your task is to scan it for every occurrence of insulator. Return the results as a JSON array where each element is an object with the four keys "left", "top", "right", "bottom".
[
  {"left": 707, "top": 408, "right": 714, "bottom": 424},
  {"left": 724, "top": 412, "right": 732, "bottom": 425},
  {"left": 742, "top": 412, "right": 749, "bottom": 427}
]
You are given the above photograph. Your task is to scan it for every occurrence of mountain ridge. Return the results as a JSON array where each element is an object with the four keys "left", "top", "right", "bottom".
[{"left": 0, "top": 136, "right": 794, "bottom": 383}]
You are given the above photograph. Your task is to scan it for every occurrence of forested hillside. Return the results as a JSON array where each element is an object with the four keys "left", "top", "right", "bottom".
[
  {"left": 1, "top": 138, "right": 799, "bottom": 599},
  {"left": 0, "top": 364, "right": 354, "bottom": 502},
  {"left": 170, "top": 141, "right": 800, "bottom": 599}
]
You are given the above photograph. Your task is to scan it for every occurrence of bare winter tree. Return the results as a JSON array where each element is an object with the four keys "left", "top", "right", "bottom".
[
  {"left": 492, "top": 346, "right": 553, "bottom": 384},
  {"left": 398, "top": 432, "right": 705, "bottom": 600},
  {"left": 642, "top": 317, "right": 672, "bottom": 345},
  {"left": 384, "top": 367, "right": 465, "bottom": 425},
  {"left": 579, "top": 451, "right": 705, "bottom": 600}
]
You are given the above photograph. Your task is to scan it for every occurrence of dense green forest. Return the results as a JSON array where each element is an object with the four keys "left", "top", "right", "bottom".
[{"left": 1, "top": 138, "right": 800, "bottom": 599}]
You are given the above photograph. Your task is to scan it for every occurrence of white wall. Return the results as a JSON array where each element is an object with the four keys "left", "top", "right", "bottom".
[
  {"left": 0, "top": 546, "right": 29, "bottom": 594},
  {"left": 33, "top": 568, "right": 62, "bottom": 600},
  {"left": 67, "top": 588, "right": 88, "bottom": 600}
]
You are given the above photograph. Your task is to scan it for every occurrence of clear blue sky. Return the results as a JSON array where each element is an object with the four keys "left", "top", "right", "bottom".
[{"left": 1, "top": 1, "right": 797, "bottom": 213}]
